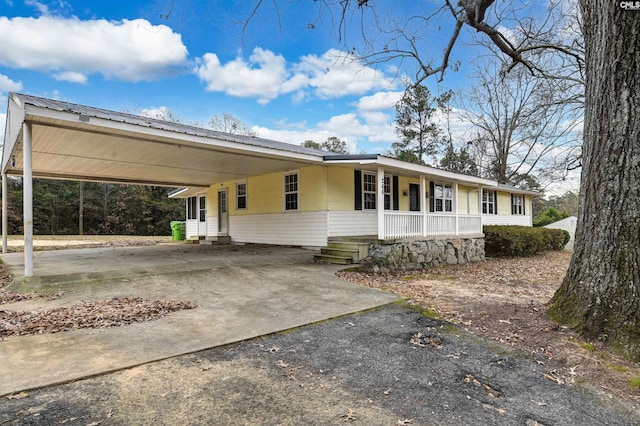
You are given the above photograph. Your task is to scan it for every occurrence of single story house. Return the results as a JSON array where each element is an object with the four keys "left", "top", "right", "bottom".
[
  {"left": 2, "top": 93, "right": 537, "bottom": 276},
  {"left": 169, "top": 156, "right": 536, "bottom": 245}
]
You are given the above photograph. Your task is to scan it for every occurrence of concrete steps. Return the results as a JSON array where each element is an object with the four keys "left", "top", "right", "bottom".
[
  {"left": 314, "top": 240, "right": 370, "bottom": 265},
  {"left": 185, "top": 236, "right": 231, "bottom": 245}
]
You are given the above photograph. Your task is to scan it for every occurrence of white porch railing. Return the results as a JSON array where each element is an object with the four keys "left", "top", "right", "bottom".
[{"left": 382, "top": 212, "right": 482, "bottom": 240}]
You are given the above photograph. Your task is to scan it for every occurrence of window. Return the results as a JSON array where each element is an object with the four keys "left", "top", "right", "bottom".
[
  {"left": 199, "top": 196, "right": 206, "bottom": 222},
  {"left": 284, "top": 173, "right": 298, "bottom": 211},
  {"left": 512, "top": 194, "right": 524, "bottom": 215},
  {"left": 236, "top": 182, "right": 247, "bottom": 210},
  {"left": 483, "top": 190, "right": 496, "bottom": 214},
  {"left": 433, "top": 183, "right": 453, "bottom": 212},
  {"left": 363, "top": 172, "right": 376, "bottom": 210},
  {"left": 187, "top": 196, "right": 197, "bottom": 220},
  {"left": 383, "top": 176, "right": 392, "bottom": 210}
]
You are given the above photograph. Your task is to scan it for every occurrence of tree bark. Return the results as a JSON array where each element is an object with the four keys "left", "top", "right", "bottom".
[{"left": 549, "top": 1, "right": 640, "bottom": 360}]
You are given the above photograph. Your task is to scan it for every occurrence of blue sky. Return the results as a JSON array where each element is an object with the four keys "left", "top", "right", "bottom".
[
  {"left": 0, "top": 0, "right": 478, "bottom": 153},
  {"left": 0, "top": 0, "right": 580, "bottom": 194}
]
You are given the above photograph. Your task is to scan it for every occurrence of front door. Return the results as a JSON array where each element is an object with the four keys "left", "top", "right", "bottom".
[
  {"left": 217, "top": 189, "right": 228, "bottom": 235},
  {"left": 409, "top": 183, "right": 420, "bottom": 211},
  {"left": 198, "top": 195, "right": 207, "bottom": 236}
]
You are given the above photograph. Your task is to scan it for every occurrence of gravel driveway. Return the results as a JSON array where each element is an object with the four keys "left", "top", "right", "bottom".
[{"left": 2, "top": 304, "right": 637, "bottom": 425}]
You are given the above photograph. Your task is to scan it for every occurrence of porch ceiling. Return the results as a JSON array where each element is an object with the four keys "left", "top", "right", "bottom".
[{"left": 2, "top": 94, "right": 324, "bottom": 188}]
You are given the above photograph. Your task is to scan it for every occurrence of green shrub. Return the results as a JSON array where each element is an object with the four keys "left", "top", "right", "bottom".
[
  {"left": 533, "top": 207, "right": 569, "bottom": 227},
  {"left": 484, "top": 225, "right": 569, "bottom": 257}
]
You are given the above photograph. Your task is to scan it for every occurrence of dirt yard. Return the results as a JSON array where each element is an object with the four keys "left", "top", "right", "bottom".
[{"left": 338, "top": 251, "right": 640, "bottom": 405}]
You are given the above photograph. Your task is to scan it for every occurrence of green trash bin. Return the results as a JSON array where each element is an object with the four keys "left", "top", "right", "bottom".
[{"left": 170, "top": 221, "right": 185, "bottom": 241}]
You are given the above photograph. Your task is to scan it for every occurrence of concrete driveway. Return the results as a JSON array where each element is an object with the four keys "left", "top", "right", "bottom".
[{"left": 0, "top": 244, "right": 400, "bottom": 396}]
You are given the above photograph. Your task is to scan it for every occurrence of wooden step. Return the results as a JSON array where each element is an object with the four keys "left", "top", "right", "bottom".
[
  {"left": 314, "top": 254, "right": 354, "bottom": 265},
  {"left": 326, "top": 242, "right": 369, "bottom": 261},
  {"left": 320, "top": 247, "right": 358, "bottom": 262}
]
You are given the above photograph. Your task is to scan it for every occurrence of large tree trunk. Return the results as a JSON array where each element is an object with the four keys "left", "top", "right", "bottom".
[{"left": 549, "top": 2, "right": 640, "bottom": 359}]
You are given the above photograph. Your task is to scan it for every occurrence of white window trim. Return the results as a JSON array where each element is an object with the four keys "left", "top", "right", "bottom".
[
  {"left": 383, "top": 175, "right": 393, "bottom": 211},
  {"left": 483, "top": 190, "right": 496, "bottom": 215},
  {"left": 433, "top": 182, "right": 454, "bottom": 213},
  {"left": 236, "top": 181, "right": 247, "bottom": 210},
  {"left": 284, "top": 171, "right": 299, "bottom": 211},
  {"left": 362, "top": 172, "right": 377, "bottom": 210},
  {"left": 512, "top": 194, "right": 524, "bottom": 215},
  {"left": 187, "top": 196, "right": 197, "bottom": 220}
]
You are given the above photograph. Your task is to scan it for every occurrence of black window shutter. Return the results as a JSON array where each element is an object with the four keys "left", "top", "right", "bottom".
[
  {"left": 392, "top": 176, "right": 399, "bottom": 210},
  {"left": 354, "top": 170, "right": 362, "bottom": 210},
  {"left": 494, "top": 191, "right": 498, "bottom": 215},
  {"left": 429, "top": 181, "right": 435, "bottom": 212},
  {"left": 511, "top": 194, "right": 515, "bottom": 215},
  {"left": 523, "top": 196, "right": 526, "bottom": 215}
]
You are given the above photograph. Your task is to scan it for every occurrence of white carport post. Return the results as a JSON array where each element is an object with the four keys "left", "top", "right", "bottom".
[
  {"left": 377, "top": 166, "right": 385, "bottom": 240},
  {"left": 23, "top": 123, "right": 34, "bottom": 277},
  {"left": 2, "top": 171, "right": 7, "bottom": 253}
]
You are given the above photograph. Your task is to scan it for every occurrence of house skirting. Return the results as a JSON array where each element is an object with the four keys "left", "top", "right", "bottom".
[{"left": 363, "top": 237, "right": 485, "bottom": 272}]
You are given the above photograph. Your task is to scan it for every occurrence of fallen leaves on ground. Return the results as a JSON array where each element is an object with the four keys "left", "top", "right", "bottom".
[
  {"left": 0, "top": 297, "right": 198, "bottom": 337},
  {"left": 338, "top": 250, "right": 640, "bottom": 406}
]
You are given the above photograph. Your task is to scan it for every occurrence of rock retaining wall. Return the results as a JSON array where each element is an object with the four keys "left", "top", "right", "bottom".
[{"left": 363, "top": 237, "right": 485, "bottom": 272}]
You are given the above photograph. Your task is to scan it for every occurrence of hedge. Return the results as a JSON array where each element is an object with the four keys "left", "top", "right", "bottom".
[{"left": 484, "top": 225, "right": 570, "bottom": 257}]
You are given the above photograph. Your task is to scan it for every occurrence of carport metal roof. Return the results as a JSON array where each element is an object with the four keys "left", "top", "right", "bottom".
[
  {"left": 1, "top": 93, "right": 326, "bottom": 277},
  {"left": 2, "top": 93, "right": 325, "bottom": 187}
]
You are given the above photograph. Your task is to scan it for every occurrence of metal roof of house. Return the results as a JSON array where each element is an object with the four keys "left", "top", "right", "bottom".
[{"left": 3, "top": 93, "right": 540, "bottom": 195}]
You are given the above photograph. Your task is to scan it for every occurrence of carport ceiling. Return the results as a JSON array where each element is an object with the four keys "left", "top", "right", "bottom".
[{"left": 2, "top": 93, "right": 325, "bottom": 188}]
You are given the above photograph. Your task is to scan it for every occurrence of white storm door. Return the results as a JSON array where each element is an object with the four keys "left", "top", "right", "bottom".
[
  {"left": 198, "top": 195, "right": 207, "bottom": 236},
  {"left": 218, "top": 190, "right": 228, "bottom": 235}
]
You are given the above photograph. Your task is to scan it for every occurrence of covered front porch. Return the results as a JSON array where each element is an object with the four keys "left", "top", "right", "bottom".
[
  {"left": 323, "top": 158, "right": 491, "bottom": 242},
  {"left": 383, "top": 211, "right": 482, "bottom": 239}
]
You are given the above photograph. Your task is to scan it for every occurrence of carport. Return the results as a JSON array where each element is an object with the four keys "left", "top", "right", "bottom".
[{"left": 2, "top": 93, "right": 325, "bottom": 276}]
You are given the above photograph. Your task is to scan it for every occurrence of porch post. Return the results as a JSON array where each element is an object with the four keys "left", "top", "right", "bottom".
[
  {"left": 454, "top": 182, "right": 459, "bottom": 236},
  {"left": 478, "top": 185, "right": 483, "bottom": 230},
  {"left": 377, "top": 166, "right": 385, "bottom": 240},
  {"left": 420, "top": 175, "right": 427, "bottom": 237},
  {"left": 2, "top": 172, "right": 7, "bottom": 253},
  {"left": 23, "top": 123, "right": 34, "bottom": 277}
]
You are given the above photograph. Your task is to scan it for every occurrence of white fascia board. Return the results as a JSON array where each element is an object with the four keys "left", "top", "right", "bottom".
[
  {"left": 2, "top": 95, "right": 26, "bottom": 173},
  {"left": 375, "top": 156, "right": 497, "bottom": 186},
  {"left": 486, "top": 186, "right": 542, "bottom": 196},
  {"left": 24, "top": 105, "right": 324, "bottom": 165},
  {"left": 168, "top": 187, "right": 208, "bottom": 199}
]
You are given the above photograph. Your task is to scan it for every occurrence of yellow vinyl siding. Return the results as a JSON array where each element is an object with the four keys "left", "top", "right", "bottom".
[
  {"left": 458, "top": 185, "right": 479, "bottom": 215},
  {"left": 206, "top": 186, "right": 217, "bottom": 215},
  {"left": 398, "top": 176, "right": 420, "bottom": 211},
  {"left": 327, "top": 166, "right": 355, "bottom": 211},
  {"left": 496, "top": 191, "right": 513, "bottom": 215},
  {"left": 299, "top": 166, "right": 328, "bottom": 212}
]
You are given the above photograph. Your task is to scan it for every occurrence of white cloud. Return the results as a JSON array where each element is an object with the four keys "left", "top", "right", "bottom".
[
  {"left": 25, "top": 0, "right": 48, "bottom": 14},
  {"left": 195, "top": 47, "right": 398, "bottom": 104},
  {"left": 195, "top": 48, "right": 289, "bottom": 105},
  {"left": 52, "top": 71, "right": 87, "bottom": 84},
  {"left": 356, "top": 91, "right": 403, "bottom": 111},
  {"left": 252, "top": 89, "right": 401, "bottom": 153},
  {"left": 139, "top": 106, "right": 171, "bottom": 120},
  {"left": 0, "top": 16, "right": 188, "bottom": 82},
  {"left": 0, "top": 74, "right": 22, "bottom": 92},
  {"left": 294, "top": 49, "right": 396, "bottom": 98},
  {"left": 1, "top": 112, "right": 6, "bottom": 139}
]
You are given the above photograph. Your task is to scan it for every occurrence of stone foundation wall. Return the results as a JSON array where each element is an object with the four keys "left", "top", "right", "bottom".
[{"left": 363, "top": 237, "right": 485, "bottom": 272}]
